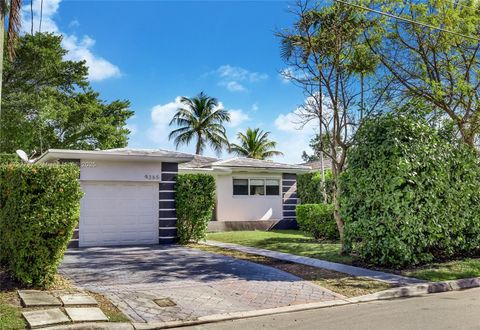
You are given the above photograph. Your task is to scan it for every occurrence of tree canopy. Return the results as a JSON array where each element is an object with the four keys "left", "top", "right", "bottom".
[
  {"left": 168, "top": 92, "right": 230, "bottom": 155},
  {"left": 229, "top": 128, "right": 283, "bottom": 160},
  {"left": 0, "top": 33, "right": 133, "bottom": 154}
]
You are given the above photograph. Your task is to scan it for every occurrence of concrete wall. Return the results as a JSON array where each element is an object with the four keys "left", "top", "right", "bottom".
[
  {"left": 79, "top": 160, "right": 163, "bottom": 182},
  {"left": 215, "top": 172, "right": 283, "bottom": 221}
]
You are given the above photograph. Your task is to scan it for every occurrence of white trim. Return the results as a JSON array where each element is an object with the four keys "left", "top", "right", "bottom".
[
  {"left": 162, "top": 181, "right": 176, "bottom": 184},
  {"left": 282, "top": 179, "right": 297, "bottom": 183},
  {"left": 159, "top": 190, "right": 175, "bottom": 193},
  {"left": 159, "top": 227, "right": 177, "bottom": 230},
  {"left": 161, "top": 171, "right": 178, "bottom": 174},
  {"left": 159, "top": 208, "right": 176, "bottom": 211},
  {"left": 159, "top": 199, "right": 175, "bottom": 202},
  {"left": 69, "top": 238, "right": 79, "bottom": 241},
  {"left": 159, "top": 217, "right": 177, "bottom": 220},
  {"left": 159, "top": 236, "right": 176, "bottom": 239}
]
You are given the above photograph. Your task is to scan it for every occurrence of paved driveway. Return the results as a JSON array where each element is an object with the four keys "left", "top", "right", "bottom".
[{"left": 60, "top": 245, "right": 340, "bottom": 323}]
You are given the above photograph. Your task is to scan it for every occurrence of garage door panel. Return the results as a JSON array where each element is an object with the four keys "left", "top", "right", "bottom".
[{"left": 79, "top": 182, "right": 159, "bottom": 247}]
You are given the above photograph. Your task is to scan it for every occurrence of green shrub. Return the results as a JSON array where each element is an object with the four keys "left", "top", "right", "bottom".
[
  {"left": 297, "top": 171, "right": 334, "bottom": 204},
  {"left": 341, "top": 114, "right": 480, "bottom": 268},
  {"left": 0, "top": 153, "right": 20, "bottom": 165},
  {"left": 0, "top": 163, "right": 83, "bottom": 287},
  {"left": 175, "top": 174, "right": 216, "bottom": 244},
  {"left": 296, "top": 204, "right": 338, "bottom": 240}
]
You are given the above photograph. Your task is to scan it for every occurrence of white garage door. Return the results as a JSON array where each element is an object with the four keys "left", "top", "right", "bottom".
[{"left": 79, "top": 181, "right": 158, "bottom": 247}]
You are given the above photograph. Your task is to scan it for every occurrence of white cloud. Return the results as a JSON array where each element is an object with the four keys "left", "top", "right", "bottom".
[
  {"left": 212, "top": 65, "right": 268, "bottom": 92},
  {"left": 21, "top": 0, "right": 120, "bottom": 82},
  {"left": 224, "top": 81, "right": 246, "bottom": 92},
  {"left": 251, "top": 103, "right": 259, "bottom": 112},
  {"left": 228, "top": 109, "right": 249, "bottom": 127},
  {"left": 148, "top": 97, "right": 184, "bottom": 145}
]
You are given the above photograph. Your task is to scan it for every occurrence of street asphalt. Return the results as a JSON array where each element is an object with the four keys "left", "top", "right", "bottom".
[{"left": 179, "top": 287, "right": 480, "bottom": 330}]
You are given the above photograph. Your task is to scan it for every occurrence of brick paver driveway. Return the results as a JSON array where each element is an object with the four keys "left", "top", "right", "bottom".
[{"left": 60, "top": 245, "right": 340, "bottom": 323}]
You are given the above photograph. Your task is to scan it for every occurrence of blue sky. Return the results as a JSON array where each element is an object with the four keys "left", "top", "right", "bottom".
[{"left": 23, "top": 0, "right": 319, "bottom": 163}]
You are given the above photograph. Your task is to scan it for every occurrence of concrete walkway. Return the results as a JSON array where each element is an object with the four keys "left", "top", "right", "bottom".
[{"left": 204, "top": 240, "right": 425, "bottom": 286}]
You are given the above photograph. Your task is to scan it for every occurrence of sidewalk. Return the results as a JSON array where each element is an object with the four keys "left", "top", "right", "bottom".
[{"left": 204, "top": 240, "right": 425, "bottom": 286}]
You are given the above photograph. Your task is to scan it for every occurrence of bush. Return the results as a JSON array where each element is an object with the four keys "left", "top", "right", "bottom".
[
  {"left": 297, "top": 171, "right": 334, "bottom": 204},
  {"left": 0, "top": 163, "right": 83, "bottom": 287},
  {"left": 296, "top": 204, "right": 338, "bottom": 240},
  {"left": 175, "top": 174, "right": 216, "bottom": 244},
  {"left": 0, "top": 153, "right": 20, "bottom": 165},
  {"left": 341, "top": 114, "right": 480, "bottom": 268}
]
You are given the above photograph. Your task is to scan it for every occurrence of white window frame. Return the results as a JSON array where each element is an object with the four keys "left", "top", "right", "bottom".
[{"left": 232, "top": 177, "right": 281, "bottom": 197}]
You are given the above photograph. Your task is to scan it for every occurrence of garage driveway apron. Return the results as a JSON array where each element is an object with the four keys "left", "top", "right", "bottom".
[{"left": 60, "top": 246, "right": 340, "bottom": 323}]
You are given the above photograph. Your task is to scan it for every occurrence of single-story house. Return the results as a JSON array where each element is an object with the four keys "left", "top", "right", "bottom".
[
  {"left": 35, "top": 148, "right": 310, "bottom": 248},
  {"left": 179, "top": 155, "right": 310, "bottom": 231}
]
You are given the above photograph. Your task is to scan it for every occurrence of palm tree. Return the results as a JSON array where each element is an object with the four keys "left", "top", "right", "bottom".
[
  {"left": 0, "top": 0, "right": 23, "bottom": 151},
  {"left": 229, "top": 128, "right": 283, "bottom": 160},
  {"left": 169, "top": 92, "right": 230, "bottom": 155}
]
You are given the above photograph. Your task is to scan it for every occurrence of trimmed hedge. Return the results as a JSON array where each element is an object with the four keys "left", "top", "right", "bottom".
[
  {"left": 0, "top": 163, "right": 83, "bottom": 287},
  {"left": 297, "top": 171, "right": 334, "bottom": 204},
  {"left": 296, "top": 204, "right": 338, "bottom": 240},
  {"left": 175, "top": 174, "right": 216, "bottom": 244},
  {"left": 0, "top": 153, "right": 20, "bottom": 165},
  {"left": 341, "top": 114, "right": 480, "bottom": 268}
]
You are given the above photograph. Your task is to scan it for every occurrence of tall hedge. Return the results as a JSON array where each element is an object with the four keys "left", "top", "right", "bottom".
[
  {"left": 175, "top": 174, "right": 216, "bottom": 244},
  {"left": 341, "top": 114, "right": 480, "bottom": 268},
  {"left": 0, "top": 153, "right": 20, "bottom": 165},
  {"left": 0, "top": 164, "right": 83, "bottom": 287},
  {"left": 297, "top": 170, "right": 334, "bottom": 204}
]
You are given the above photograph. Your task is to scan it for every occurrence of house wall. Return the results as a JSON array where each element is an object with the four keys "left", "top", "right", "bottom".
[
  {"left": 215, "top": 172, "right": 283, "bottom": 221},
  {"left": 63, "top": 159, "right": 178, "bottom": 247}
]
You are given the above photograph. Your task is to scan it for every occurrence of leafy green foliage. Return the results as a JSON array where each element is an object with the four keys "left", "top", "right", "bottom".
[
  {"left": 1, "top": 33, "right": 133, "bottom": 154},
  {"left": 341, "top": 114, "right": 480, "bottom": 268},
  {"left": 0, "top": 164, "right": 83, "bottom": 287},
  {"left": 169, "top": 92, "right": 230, "bottom": 155},
  {"left": 175, "top": 174, "right": 216, "bottom": 244},
  {"left": 297, "top": 171, "right": 334, "bottom": 204},
  {"left": 0, "top": 154, "right": 20, "bottom": 165},
  {"left": 296, "top": 204, "right": 338, "bottom": 240},
  {"left": 229, "top": 128, "right": 283, "bottom": 160}
]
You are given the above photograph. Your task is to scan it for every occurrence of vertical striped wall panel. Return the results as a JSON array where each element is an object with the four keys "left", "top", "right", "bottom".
[
  {"left": 282, "top": 173, "right": 298, "bottom": 221},
  {"left": 158, "top": 162, "right": 178, "bottom": 244}
]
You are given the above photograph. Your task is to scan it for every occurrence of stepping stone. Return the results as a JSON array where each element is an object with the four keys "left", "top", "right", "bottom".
[
  {"left": 18, "top": 290, "right": 61, "bottom": 307},
  {"left": 65, "top": 307, "right": 108, "bottom": 322},
  {"left": 59, "top": 294, "right": 98, "bottom": 306},
  {"left": 22, "top": 308, "right": 69, "bottom": 328}
]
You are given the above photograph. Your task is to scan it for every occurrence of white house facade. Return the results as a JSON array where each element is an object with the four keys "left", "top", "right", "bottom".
[{"left": 35, "top": 149, "right": 310, "bottom": 247}]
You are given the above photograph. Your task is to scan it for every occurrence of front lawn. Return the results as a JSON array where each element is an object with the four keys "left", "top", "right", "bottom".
[
  {"left": 206, "top": 230, "right": 352, "bottom": 265},
  {"left": 406, "top": 258, "right": 480, "bottom": 282}
]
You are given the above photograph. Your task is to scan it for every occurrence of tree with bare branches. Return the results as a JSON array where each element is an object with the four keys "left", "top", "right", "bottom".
[
  {"left": 278, "top": 0, "right": 384, "bottom": 249},
  {"left": 364, "top": 0, "right": 480, "bottom": 146}
]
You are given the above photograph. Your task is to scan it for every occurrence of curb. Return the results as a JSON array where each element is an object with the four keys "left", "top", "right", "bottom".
[
  {"left": 44, "top": 322, "right": 134, "bottom": 330},
  {"left": 130, "top": 277, "right": 480, "bottom": 330}
]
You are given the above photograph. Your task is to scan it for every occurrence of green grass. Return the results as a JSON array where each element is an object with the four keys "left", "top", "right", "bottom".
[
  {"left": 406, "top": 258, "right": 480, "bottom": 282},
  {"left": 0, "top": 292, "right": 26, "bottom": 330},
  {"left": 206, "top": 230, "right": 352, "bottom": 264}
]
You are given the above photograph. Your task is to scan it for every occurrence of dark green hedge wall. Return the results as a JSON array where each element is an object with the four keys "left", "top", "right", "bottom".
[
  {"left": 341, "top": 114, "right": 480, "bottom": 268},
  {"left": 175, "top": 174, "right": 216, "bottom": 244},
  {"left": 297, "top": 171, "right": 334, "bottom": 204},
  {"left": 0, "top": 163, "right": 83, "bottom": 287}
]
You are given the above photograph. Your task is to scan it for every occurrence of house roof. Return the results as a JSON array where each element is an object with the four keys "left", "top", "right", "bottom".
[
  {"left": 300, "top": 158, "right": 333, "bottom": 171},
  {"left": 180, "top": 156, "right": 311, "bottom": 173},
  {"left": 179, "top": 154, "right": 220, "bottom": 169},
  {"left": 35, "top": 148, "right": 194, "bottom": 163}
]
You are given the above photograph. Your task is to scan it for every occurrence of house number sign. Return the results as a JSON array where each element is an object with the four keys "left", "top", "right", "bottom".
[{"left": 144, "top": 174, "right": 160, "bottom": 180}]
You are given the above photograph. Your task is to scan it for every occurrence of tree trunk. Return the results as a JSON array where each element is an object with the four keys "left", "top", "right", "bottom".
[{"left": 195, "top": 133, "right": 202, "bottom": 155}]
